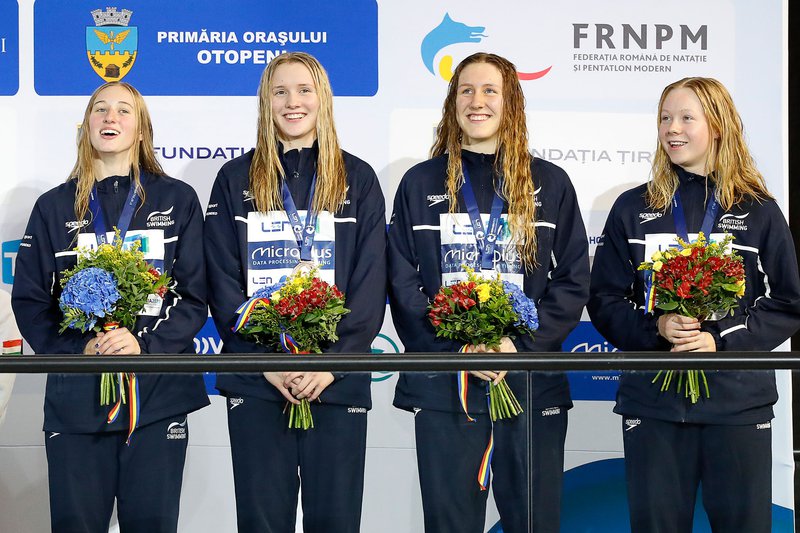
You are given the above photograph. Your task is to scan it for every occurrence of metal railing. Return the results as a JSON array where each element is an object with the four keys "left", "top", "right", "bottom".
[{"left": 0, "top": 352, "right": 797, "bottom": 373}]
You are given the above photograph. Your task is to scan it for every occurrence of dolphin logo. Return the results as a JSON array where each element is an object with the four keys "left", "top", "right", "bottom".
[
  {"left": 421, "top": 13, "right": 552, "bottom": 82},
  {"left": 421, "top": 14, "right": 486, "bottom": 79}
]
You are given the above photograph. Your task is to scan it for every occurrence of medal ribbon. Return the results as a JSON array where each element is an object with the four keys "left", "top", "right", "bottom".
[
  {"left": 281, "top": 174, "right": 318, "bottom": 262},
  {"left": 88, "top": 173, "right": 144, "bottom": 246},
  {"left": 460, "top": 163, "right": 505, "bottom": 272},
  {"left": 90, "top": 176, "right": 144, "bottom": 445},
  {"left": 672, "top": 189, "right": 719, "bottom": 243}
]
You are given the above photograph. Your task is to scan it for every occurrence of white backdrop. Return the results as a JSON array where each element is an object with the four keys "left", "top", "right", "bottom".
[{"left": 0, "top": 1, "right": 791, "bottom": 532}]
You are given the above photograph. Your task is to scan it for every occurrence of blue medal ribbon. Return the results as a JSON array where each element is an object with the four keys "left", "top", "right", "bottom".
[
  {"left": 460, "top": 163, "right": 504, "bottom": 272},
  {"left": 88, "top": 173, "right": 144, "bottom": 246},
  {"left": 672, "top": 188, "right": 719, "bottom": 242},
  {"left": 281, "top": 173, "right": 318, "bottom": 262}
]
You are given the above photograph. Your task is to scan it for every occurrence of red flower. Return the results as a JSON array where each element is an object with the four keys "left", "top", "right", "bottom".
[{"left": 676, "top": 281, "right": 693, "bottom": 299}]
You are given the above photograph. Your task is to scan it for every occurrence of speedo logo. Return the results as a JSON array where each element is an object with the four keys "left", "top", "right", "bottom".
[
  {"left": 65, "top": 219, "right": 89, "bottom": 233},
  {"left": 146, "top": 206, "right": 175, "bottom": 228},
  {"left": 229, "top": 397, "right": 244, "bottom": 410},
  {"left": 639, "top": 212, "right": 663, "bottom": 224},
  {"left": 166, "top": 418, "right": 187, "bottom": 440},
  {"left": 347, "top": 407, "right": 367, "bottom": 414},
  {"left": 541, "top": 407, "right": 561, "bottom": 416},
  {"left": 756, "top": 422, "right": 771, "bottom": 430},
  {"left": 427, "top": 194, "right": 449, "bottom": 207},
  {"left": 624, "top": 418, "right": 641, "bottom": 431}
]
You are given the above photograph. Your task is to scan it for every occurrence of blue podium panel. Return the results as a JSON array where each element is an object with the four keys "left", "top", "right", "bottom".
[
  {"left": 34, "top": 0, "right": 378, "bottom": 96},
  {"left": 0, "top": 1, "right": 19, "bottom": 95}
]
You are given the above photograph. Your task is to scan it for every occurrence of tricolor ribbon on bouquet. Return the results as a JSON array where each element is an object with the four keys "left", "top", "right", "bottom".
[
  {"left": 645, "top": 272, "right": 657, "bottom": 314},
  {"left": 457, "top": 345, "right": 496, "bottom": 491},
  {"left": 106, "top": 372, "right": 140, "bottom": 445},
  {"left": 232, "top": 295, "right": 271, "bottom": 332}
]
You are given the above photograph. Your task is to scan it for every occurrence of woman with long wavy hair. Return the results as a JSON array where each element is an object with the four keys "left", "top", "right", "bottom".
[
  {"left": 589, "top": 77, "right": 800, "bottom": 532},
  {"left": 12, "top": 81, "right": 209, "bottom": 532},
  {"left": 388, "top": 52, "right": 589, "bottom": 533},
  {"left": 205, "top": 52, "right": 386, "bottom": 532}
]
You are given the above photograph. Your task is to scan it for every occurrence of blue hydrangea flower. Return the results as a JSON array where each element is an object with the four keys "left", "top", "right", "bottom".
[
  {"left": 59, "top": 267, "right": 120, "bottom": 331},
  {"left": 502, "top": 281, "right": 539, "bottom": 331},
  {"left": 253, "top": 281, "right": 286, "bottom": 300}
]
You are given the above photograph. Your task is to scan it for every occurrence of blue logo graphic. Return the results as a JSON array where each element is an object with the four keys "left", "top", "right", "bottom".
[
  {"left": 194, "top": 317, "right": 222, "bottom": 395},
  {"left": 420, "top": 13, "right": 551, "bottom": 82},
  {"left": 0, "top": 0, "right": 19, "bottom": 95},
  {"left": 421, "top": 14, "right": 485, "bottom": 77},
  {"left": 34, "top": 0, "right": 378, "bottom": 96},
  {"left": 2, "top": 240, "right": 21, "bottom": 285},
  {"left": 562, "top": 321, "right": 620, "bottom": 401}
]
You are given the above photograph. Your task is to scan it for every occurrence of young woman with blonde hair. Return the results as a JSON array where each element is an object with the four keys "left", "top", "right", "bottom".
[
  {"left": 589, "top": 77, "right": 800, "bottom": 532},
  {"left": 12, "top": 81, "right": 209, "bottom": 532},
  {"left": 205, "top": 52, "right": 386, "bottom": 532},
  {"left": 388, "top": 52, "right": 589, "bottom": 533}
]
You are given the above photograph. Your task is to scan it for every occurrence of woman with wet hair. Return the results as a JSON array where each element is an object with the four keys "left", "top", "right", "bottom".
[{"left": 13, "top": 81, "right": 209, "bottom": 532}]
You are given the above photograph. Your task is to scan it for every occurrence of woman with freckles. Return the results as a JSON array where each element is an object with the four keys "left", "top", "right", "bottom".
[
  {"left": 589, "top": 77, "right": 800, "bottom": 532},
  {"left": 205, "top": 52, "right": 386, "bottom": 532},
  {"left": 388, "top": 52, "right": 589, "bottom": 533},
  {"left": 12, "top": 81, "right": 209, "bottom": 532}
]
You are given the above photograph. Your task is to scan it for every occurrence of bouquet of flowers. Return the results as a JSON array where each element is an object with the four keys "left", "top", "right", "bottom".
[
  {"left": 427, "top": 267, "right": 538, "bottom": 421},
  {"left": 233, "top": 269, "right": 350, "bottom": 429},
  {"left": 59, "top": 232, "right": 169, "bottom": 406},
  {"left": 638, "top": 232, "right": 745, "bottom": 403}
]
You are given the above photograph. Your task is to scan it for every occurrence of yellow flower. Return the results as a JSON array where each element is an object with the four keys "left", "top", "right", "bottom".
[
  {"left": 271, "top": 290, "right": 282, "bottom": 303},
  {"left": 736, "top": 279, "right": 746, "bottom": 298},
  {"left": 476, "top": 283, "right": 491, "bottom": 303},
  {"left": 680, "top": 248, "right": 693, "bottom": 256},
  {"left": 651, "top": 251, "right": 663, "bottom": 262},
  {"left": 653, "top": 261, "right": 663, "bottom": 272}
]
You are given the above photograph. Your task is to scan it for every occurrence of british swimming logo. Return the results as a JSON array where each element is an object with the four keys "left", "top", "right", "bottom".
[
  {"left": 421, "top": 13, "right": 552, "bottom": 82},
  {"left": 86, "top": 7, "right": 138, "bottom": 82}
]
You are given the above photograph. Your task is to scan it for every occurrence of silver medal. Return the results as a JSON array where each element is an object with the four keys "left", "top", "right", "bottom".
[{"left": 292, "top": 260, "right": 316, "bottom": 276}]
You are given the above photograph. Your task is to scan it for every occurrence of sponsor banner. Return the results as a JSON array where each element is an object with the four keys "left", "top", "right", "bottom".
[
  {"left": 246, "top": 210, "right": 335, "bottom": 296},
  {"left": 34, "top": 0, "right": 378, "bottom": 96},
  {"left": 0, "top": 0, "right": 19, "bottom": 95},
  {"left": 193, "top": 316, "right": 222, "bottom": 395},
  {"left": 439, "top": 213, "right": 523, "bottom": 287},
  {"left": 562, "top": 321, "right": 620, "bottom": 401}
]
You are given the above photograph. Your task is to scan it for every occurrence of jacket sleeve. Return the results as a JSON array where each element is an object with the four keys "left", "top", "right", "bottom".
[
  {"left": 11, "top": 200, "right": 95, "bottom": 354},
  {"left": 514, "top": 177, "right": 589, "bottom": 352},
  {"left": 703, "top": 203, "right": 800, "bottom": 350},
  {"left": 136, "top": 189, "right": 208, "bottom": 354},
  {"left": 327, "top": 168, "right": 387, "bottom": 353},
  {"left": 204, "top": 169, "right": 267, "bottom": 354},
  {"left": 588, "top": 201, "right": 671, "bottom": 351},
  {"left": 387, "top": 177, "right": 461, "bottom": 353}
]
